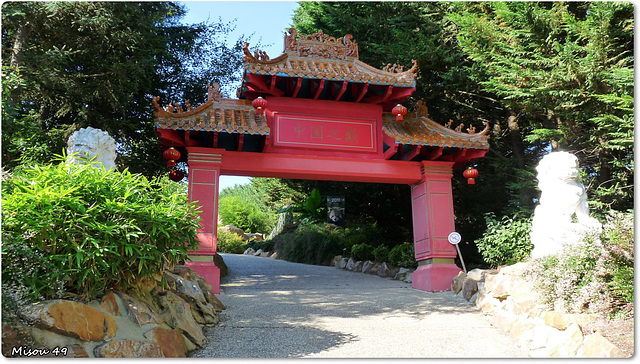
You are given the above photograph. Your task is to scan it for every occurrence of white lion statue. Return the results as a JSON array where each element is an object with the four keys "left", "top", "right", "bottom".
[
  {"left": 530, "top": 152, "right": 601, "bottom": 259},
  {"left": 66, "top": 126, "right": 117, "bottom": 170}
]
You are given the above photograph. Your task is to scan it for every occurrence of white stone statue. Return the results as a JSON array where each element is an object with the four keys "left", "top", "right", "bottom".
[
  {"left": 530, "top": 151, "right": 601, "bottom": 259},
  {"left": 66, "top": 126, "right": 117, "bottom": 170}
]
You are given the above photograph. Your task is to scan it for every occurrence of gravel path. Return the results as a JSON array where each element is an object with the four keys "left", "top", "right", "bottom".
[{"left": 191, "top": 253, "right": 527, "bottom": 358}]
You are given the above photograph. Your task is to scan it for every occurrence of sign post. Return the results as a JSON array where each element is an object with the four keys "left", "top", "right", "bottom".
[{"left": 447, "top": 232, "right": 466, "bottom": 273}]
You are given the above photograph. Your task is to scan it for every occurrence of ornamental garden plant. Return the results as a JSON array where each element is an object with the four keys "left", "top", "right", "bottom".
[{"left": 1, "top": 157, "right": 201, "bottom": 309}]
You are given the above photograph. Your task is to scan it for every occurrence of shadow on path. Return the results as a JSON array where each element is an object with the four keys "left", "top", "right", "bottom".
[{"left": 192, "top": 253, "right": 526, "bottom": 358}]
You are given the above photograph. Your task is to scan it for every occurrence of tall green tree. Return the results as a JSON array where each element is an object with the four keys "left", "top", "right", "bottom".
[
  {"left": 449, "top": 1, "right": 634, "bottom": 213},
  {"left": 1, "top": 2, "right": 246, "bottom": 176}
]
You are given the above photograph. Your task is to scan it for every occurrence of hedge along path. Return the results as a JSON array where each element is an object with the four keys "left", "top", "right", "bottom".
[{"left": 193, "top": 253, "right": 526, "bottom": 358}]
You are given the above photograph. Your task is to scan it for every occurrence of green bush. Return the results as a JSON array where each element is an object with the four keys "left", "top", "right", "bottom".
[
  {"left": 217, "top": 195, "right": 273, "bottom": 233},
  {"left": 216, "top": 228, "right": 246, "bottom": 254},
  {"left": 388, "top": 242, "right": 417, "bottom": 268},
  {"left": 351, "top": 243, "right": 374, "bottom": 262},
  {"left": 475, "top": 213, "right": 533, "bottom": 268},
  {"left": 373, "top": 245, "right": 390, "bottom": 263},
  {"left": 1, "top": 158, "right": 200, "bottom": 302},
  {"left": 526, "top": 211, "right": 633, "bottom": 316},
  {"left": 273, "top": 224, "right": 341, "bottom": 265}
]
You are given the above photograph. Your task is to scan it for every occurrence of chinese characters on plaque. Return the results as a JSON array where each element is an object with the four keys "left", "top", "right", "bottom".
[{"left": 275, "top": 115, "right": 375, "bottom": 152}]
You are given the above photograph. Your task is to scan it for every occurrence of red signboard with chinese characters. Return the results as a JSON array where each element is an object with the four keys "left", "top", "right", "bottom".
[
  {"left": 266, "top": 97, "right": 383, "bottom": 158},
  {"left": 274, "top": 114, "right": 375, "bottom": 152}
]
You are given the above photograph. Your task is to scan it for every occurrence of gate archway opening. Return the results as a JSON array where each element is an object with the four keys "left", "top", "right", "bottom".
[{"left": 153, "top": 29, "right": 489, "bottom": 294}]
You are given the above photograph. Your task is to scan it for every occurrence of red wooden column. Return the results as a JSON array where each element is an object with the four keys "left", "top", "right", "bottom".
[
  {"left": 184, "top": 148, "right": 222, "bottom": 294},
  {"left": 410, "top": 161, "right": 462, "bottom": 291}
]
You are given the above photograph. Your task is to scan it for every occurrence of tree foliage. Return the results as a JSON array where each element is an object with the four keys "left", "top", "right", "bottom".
[
  {"left": 291, "top": 2, "right": 633, "bottom": 267},
  {"left": 1, "top": 2, "right": 247, "bottom": 176}
]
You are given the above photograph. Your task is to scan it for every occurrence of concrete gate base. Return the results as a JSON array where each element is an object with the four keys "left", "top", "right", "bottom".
[{"left": 412, "top": 261, "right": 462, "bottom": 292}]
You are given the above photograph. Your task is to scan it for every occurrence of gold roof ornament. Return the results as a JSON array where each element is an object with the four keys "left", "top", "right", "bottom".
[{"left": 243, "top": 28, "right": 418, "bottom": 87}]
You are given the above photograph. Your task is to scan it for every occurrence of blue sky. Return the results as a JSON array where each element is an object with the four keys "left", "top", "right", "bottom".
[{"left": 179, "top": 1, "right": 300, "bottom": 192}]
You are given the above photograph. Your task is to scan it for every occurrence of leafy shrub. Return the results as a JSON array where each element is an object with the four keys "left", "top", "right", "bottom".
[
  {"left": 526, "top": 211, "right": 634, "bottom": 316},
  {"left": 1, "top": 158, "right": 200, "bottom": 302},
  {"left": 388, "top": 242, "right": 417, "bottom": 268},
  {"left": 216, "top": 228, "right": 246, "bottom": 254},
  {"left": 373, "top": 245, "right": 390, "bottom": 263},
  {"left": 217, "top": 195, "right": 273, "bottom": 233},
  {"left": 475, "top": 213, "right": 533, "bottom": 268},
  {"left": 351, "top": 243, "right": 374, "bottom": 262},
  {"left": 273, "top": 223, "right": 341, "bottom": 265}
]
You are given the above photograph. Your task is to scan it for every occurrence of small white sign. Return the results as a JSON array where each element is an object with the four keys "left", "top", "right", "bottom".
[{"left": 448, "top": 232, "right": 462, "bottom": 245}]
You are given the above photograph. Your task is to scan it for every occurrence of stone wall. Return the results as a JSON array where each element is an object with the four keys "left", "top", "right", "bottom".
[
  {"left": 2, "top": 265, "right": 225, "bottom": 358},
  {"left": 451, "top": 262, "right": 627, "bottom": 358}
]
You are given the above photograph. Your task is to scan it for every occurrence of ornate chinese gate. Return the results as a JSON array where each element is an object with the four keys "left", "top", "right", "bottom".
[{"left": 153, "top": 29, "right": 489, "bottom": 294}]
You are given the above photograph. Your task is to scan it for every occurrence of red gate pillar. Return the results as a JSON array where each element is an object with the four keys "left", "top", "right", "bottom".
[
  {"left": 410, "top": 162, "right": 462, "bottom": 291},
  {"left": 184, "top": 149, "right": 222, "bottom": 294}
]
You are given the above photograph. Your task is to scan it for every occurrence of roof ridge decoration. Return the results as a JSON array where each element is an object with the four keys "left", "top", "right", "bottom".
[
  {"left": 243, "top": 28, "right": 418, "bottom": 87},
  {"left": 284, "top": 28, "right": 359, "bottom": 60}
]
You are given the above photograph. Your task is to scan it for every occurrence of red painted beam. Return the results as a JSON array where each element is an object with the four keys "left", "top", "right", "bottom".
[
  {"left": 334, "top": 81, "right": 348, "bottom": 101},
  {"left": 292, "top": 78, "right": 302, "bottom": 98},
  {"left": 401, "top": 145, "right": 422, "bottom": 161},
  {"left": 186, "top": 148, "right": 426, "bottom": 184},
  {"left": 354, "top": 83, "right": 369, "bottom": 103},
  {"left": 157, "top": 128, "right": 185, "bottom": 146},
  {"left": 425, "top": 146, "right": 444, "bottom": 161},
  {"left": 313, "top": 79, "right": 325, "bottom": 100}
]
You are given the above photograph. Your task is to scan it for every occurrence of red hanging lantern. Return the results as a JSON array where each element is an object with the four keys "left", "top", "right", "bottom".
[
  {"left": 392, "top": 104, "right": 407, "bottom": 122},
  {"left": 169, "top": 170, "right": 184, "bottom": 182},
  {"left": 252, "top": 96, "right": 268, "bottom": 116},
  {"left": 163, "top": 147, "right": 181, "bottom": 168},
  {"left": 463, "top": 167, "right": 479, "bottom": 185}
]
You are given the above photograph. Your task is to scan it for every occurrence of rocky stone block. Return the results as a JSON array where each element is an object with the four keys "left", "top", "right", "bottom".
[
  {"left": 100, "top": 291, "right": 122, "bottom": 316},
  {"left": 529, "top": 324, "right": 561, "bottom": 351},
  {"left": 451, "top": 271, "right": 466, "bottom": 294},
  {"left": 269, "top": 251, "right": 279, "bottom": 259},
  {"left": 195, "top": 277, "right": 226, "bottom": 311},
  {"left": 490, "top": 310, "right": 515, "bottom": 331},
  {"left": 498, "top": 261, "right": 530, "bottom": 276},
  {"left": 259, "top": 251, "right": 270, "bottom": 257},
  {"left": 462, "top": 277, "right": 478, "bottom": 301},
  {"left": 144, "top": 327, "right": 187, "bottom": 358},
  {"left": 377, "top": 262, "right": 395, "bottom": 277},
  {"left": 156, "top": 291, "right": 206, "bottom": 347},
  {"left": 337, "top": 257, "right": 349, "bottom": 269},
  {"left": 94, "top": 339, "right": 164, "bottom": 358},
  {"left": 213, "top": 253, "right": 228, "bottom": 277},
  {"left": 548, "top": 323, "right": 583, "bottom": 357},
  {"left": 191, "top": 301, "right": 220, "bottom": 326},
  {"left": 362, "top": 261, "right": 381, "bottom": 275},
  {"left": 254, "top": 249, "right": 263, "bottom": 256},
  {"left": 175, "top": 276, "right": 207, "bottom": 304},
  {"left": 24, "top": 300, "right": 117, "bottom": 342},
  {"left": 346, "top": 258, "right": 357, "bottom": 271},
  {"left": 577, "top": 332, "right": 624, "bottom": 357},
  {"left": 487, "top": 274, "right": 516, "bottom": 299},
  {"left": 466, "top": 268, "right": 487, "bottom": 281},
  {"left": 331, "top": 255, "right": 342, "bottom": 267},
  {"left": 244, "top": 248, "right": 256, "bottom": 255},
  {"left": 355, "top": 260, "right": 364, "bottom": 272},
  {"left": 507, "top": 316, "right": 536, "bottom": 344},
  {"left": 117, "top": 292, "right": 162, "bottom": 326}
]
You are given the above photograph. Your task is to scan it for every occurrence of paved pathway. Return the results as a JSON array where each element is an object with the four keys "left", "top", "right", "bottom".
[{"left": 192, "top": 253, "right": 526, "bottom": 358}]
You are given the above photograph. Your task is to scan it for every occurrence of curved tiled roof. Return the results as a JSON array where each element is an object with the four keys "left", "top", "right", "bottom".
[
  {"left": 382, "top": 114, "right": 490, "bottom": 150},
  {"left": 152, "top": 96, "right": 270, "bottom": 135},
  {"left": 243, "top": 29, "right": 418, "bottom": 87}
]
